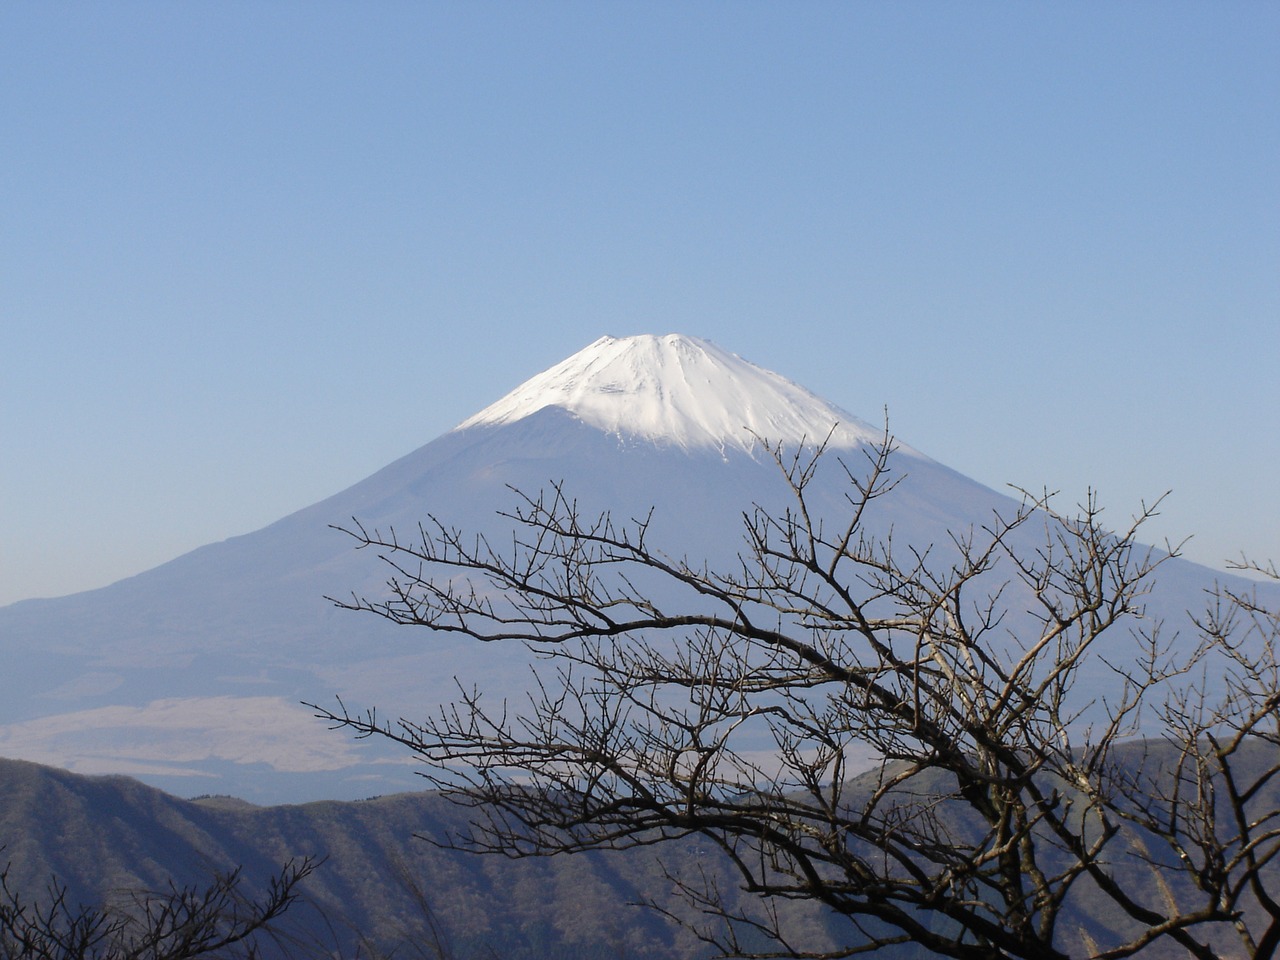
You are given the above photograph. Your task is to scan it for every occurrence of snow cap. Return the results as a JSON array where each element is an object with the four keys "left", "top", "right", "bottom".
[{"left": 455, "top": 334, "right": 890, "bottom": 455}]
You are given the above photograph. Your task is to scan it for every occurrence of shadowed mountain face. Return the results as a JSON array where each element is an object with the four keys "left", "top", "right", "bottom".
[
  {"left": 0, "top": 756, "right": 758, "bottom": 960},
  {"left": 2, "top": 334, "right": 1274, "bottom": 802},
  {"left": 4, "top": 752, "right": 1276, "bottom": 960}
]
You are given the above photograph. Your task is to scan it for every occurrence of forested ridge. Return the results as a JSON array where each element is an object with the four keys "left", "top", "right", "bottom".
[{"left": 5, "top": 742, "right": 1277, "bottom": 959}]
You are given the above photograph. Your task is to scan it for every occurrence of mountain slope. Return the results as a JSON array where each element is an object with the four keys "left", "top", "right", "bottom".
[
  {"left": 0, "top": 756, "right": 833, "bottom": 960},
  {"left": 1, "top": 334, "right": 1272, "bottom": 803},
  {"left": 5, "top": 752, "right": 1275, "bottom": 960}
]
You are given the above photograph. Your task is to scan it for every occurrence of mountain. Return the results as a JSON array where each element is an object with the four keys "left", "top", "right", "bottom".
[
  {"left": 0, "top": 756, "right": 810, "bottom": 960},
  {"left": 1, "top": 334, "right": 1272, "bottom": 803},
  {"left": 5, "top": 750, "right": 1274, "bottom": 959}
]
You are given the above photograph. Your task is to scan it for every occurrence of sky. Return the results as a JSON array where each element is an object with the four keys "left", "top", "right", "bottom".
[{"left": 2, "top": 2, "right": 1277, "bottom": 608}]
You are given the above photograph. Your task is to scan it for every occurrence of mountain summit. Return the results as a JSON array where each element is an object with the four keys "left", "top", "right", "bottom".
[{"left": 457, "top": 334, "right": 886, "bottom": 455}]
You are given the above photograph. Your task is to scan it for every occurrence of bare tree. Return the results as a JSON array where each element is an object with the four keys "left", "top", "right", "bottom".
[
  {"left": 314, "top": 432, "right": 1280, "bottom": 959},
  {"left": 1103, "top": 557, "right": 1280, "bottom": 959},
  {"left": 0, "top": 859, "right": 314, "bottom": 960}
]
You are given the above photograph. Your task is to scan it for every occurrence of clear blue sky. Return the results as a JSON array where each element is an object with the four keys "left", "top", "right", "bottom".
[{"left": 2, "top": 2, "right": 1277, "bottom": 606}]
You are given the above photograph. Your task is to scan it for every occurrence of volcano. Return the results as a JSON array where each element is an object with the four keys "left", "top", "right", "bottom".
[{"left": 0, "top": 334, "right": 1269, "bottom": 802}]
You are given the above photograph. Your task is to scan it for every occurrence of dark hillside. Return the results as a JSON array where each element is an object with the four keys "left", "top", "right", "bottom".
[
  {"left": 0, "top": 758, "right": 835, "bottom": 959},
  {"left": 5, "top": 744, "right": 1277, "bottom": 959}
]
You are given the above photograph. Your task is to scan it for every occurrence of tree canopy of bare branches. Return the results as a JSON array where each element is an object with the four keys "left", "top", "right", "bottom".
[
  {"left": 0, "top": 859, "right": 314, "bottom": 960},
  {"left": 315, "top": 433, "right": 1280, "bottom": 960}
]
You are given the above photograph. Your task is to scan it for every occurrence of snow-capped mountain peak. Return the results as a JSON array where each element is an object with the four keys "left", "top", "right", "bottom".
[{"left": 455, "top": 334, "right": 888, "bottom": 454}]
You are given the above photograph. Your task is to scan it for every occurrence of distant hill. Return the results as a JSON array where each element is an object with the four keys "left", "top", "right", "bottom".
[
  {"left": 5, "top": 747, "right": 1277, "bottom": 959},
  {"left": 0, "top": 756, "right": 839, "bottom": 960}
]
